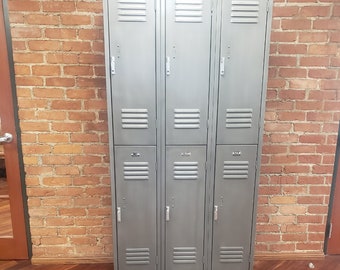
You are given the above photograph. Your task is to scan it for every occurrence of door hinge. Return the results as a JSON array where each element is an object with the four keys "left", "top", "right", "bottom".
[
  {"left": 329, "top": 223, "right": 333, "bottom": 239},
  {"left": 156, "top": 256, "right": 159, "bottom": 265}
]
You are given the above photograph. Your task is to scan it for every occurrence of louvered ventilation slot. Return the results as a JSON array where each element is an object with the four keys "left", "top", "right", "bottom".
[
  {"left": 126, "top": 248, "right": 150, "bottom": 265},
  {"left": 173, "top": 162, "right": 198, "bottom": 180},
  {"left": 223, "top": 161, "right": 249, "bottom": 179},
  {"left": 118, "top": 0, "right": 147, "bottom": 22},
  {"left": 173, "top": 247, "right": 197, "bottom": 264},
  {"left": 175, "top": 0, "right": 203, "bottom": 23},
  {"left": 121, "top": 109, "right": 149, "bottom": 129},
  {"left": 220, "top": 246, "right": 244, "bottom": 263},
  {"left": 174, "top": 109, "right": 200, "bottom": 129},
  {"left": 225, "top": 108, "right": 253, "bottom": 128},
  {"left": 124, "top": 162, "right": 149, "bottom": 181},
  {"left": 231, "top": 0, "right": 259, "bottom": 24}
]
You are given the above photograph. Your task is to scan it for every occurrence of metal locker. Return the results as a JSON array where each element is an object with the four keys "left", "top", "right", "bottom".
[
  {"left": 114, "top": 146, "right": 157, "bottom": 270},
  {"left": 108, "top": 0, "right": 156, "bottom": 145},
  {"left": 212, "top": 145, "right": 257, "bottom": 270},
  {"left": 165, "top": 146, "right": 206, "bottom": 270},
  {"left": 104, "top": 0, "right": 272, "bottom": 269},
  {"left": 165, "top": 0, "right": 212, "bottom": 145},
  {"left": 216, "top": 0, "right": 269, "bottom": 145}
]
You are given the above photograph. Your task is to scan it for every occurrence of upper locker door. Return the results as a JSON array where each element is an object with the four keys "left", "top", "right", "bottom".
[
  {"left": 109, "top": 0, "right": 156, "bottom": 145},
  {"left": 212, "top": 145, "right": 257, "bottom": 270},
  {"left": 115, "top": 146, "right": 157, "bottom": 270},
  {"left": 165, "top": 0, "right": 212, "bottom": 145},
  {"left": 217, "top": 0, "right": 268, "bottom": 145},
  {"left": 165, "top": 146, "right": 206, "bottom": 270}
]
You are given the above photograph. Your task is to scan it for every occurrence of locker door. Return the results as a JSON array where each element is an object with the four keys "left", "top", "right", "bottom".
[
  {"left": 165, "top": 146, "right": 206, "bottom": 270},
  {"left": 212, "top": 145, "right": 257, "bottom": 270},
  {"left": 165, "top": 0, "right": 212, "bottom": 145},
  {"left": 115, "top": 146, "right": 157, "bottom": 270},
  {"left": 216, "top": 0, "right": 268, "bottom": 144},
  {"left": 108, "top": 0, "right": 156, "bottom": 145}
]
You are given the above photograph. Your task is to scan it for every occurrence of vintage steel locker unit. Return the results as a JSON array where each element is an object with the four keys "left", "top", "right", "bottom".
[{"left": 103, "top": 0, "right": 273, "bottom": 270}]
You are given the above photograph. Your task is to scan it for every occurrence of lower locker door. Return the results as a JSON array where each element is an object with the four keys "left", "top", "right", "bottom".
[
  {"left": 165, "top": 146, "right": 206, "bottom": 270},
  {"left": 115, "top": 146, "right": 157, "bottom": 270},
  {"left": 212, "top": 145, "right": 257, "bottom": 270}
]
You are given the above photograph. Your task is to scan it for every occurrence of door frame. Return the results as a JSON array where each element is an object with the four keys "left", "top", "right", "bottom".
[
  {"left": 325, "top": 121, "right": 340, "bottom": 254},
  {"left": 0, "top": 0, "right": 30, "bottom": 259}
]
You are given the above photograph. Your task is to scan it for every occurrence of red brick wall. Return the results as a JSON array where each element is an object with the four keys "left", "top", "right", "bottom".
[
  {"left": 7, "top": 0, "right": 112, "bottom": 260},
  {"left": 6, "top": 0, "right": 340, "bottom": 261},
  {"left": 257, "top": 0, "right": 340, "bottom": 255}
]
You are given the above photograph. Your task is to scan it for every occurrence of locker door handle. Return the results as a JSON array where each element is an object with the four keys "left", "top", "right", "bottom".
[
  {"left": 117, "top": 207, "right": 121, "bottom": 222},
  {"left": 166, "top": 206, "right": 170, "bottom": 221},
  {"left": 220, "top": 57, "right": 225, "bottom": 76},
  {"left": 166, "top": 57, "right": 171, "bottom": 76},
  {"left": 111, "top": 56, "right": 116, "bottom": 75},
  {"left": 214, "top": 205, "right": 218, "bottom": 221}
]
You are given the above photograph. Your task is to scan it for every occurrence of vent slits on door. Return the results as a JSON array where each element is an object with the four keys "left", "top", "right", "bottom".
[
  {"left": 231, "top": 0, "right": 259, "bottom": 24},
  {"left": 220, "top": 246, "right": 244, "bottom": 263},
  {"left": 118, "top": 0, "right": 147, "bottom": 22},
  {"left": 175, "top": 0, "right": 203, "bottom": 23},
  {"left": 225, "top": 108, "right": 253, "bottom": 128},
  {"left": 223, "top": 161, "right": 249, "bottom": 179},
  {"left": 174, "top": 162, "right": 198, "bottom": 180},
  {"left": 174, "top": 109, "right": 200, "bottom": 129},
  {"left": 125, "top": 248, "right": 150, "bottom": 265},
  {"left": 121, "top": 109, "right": 149, "bottom": 129},
  {"left": 124, "top": 162, "right": 149, "bottom": 180},
  {"left": 173, "top": 247, "right": 197, "bottom": 264}
]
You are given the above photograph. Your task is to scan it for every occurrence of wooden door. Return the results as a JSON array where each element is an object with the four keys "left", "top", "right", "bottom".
[
  {"left": 0, "top": 0, "right": 29, "bottom": 259},
  {"left": 327, "top": 124, "right": 340, "bottom": 254}
]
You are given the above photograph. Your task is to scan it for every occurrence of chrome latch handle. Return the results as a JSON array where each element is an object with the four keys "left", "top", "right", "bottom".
[
  {"left": 0, "top": 133, "right": 13, "bottom": 143},
  {"left": 214, "top": 205, "right": 218, "bottom": 221},
  {"left": 117, "top": 207, "right": 121, "bottom": 223},
  {"left": 111, "top": 56, "right": 116, "bottom": 75},
  {"left": 166, "top": 206, "right": 170, "bottom": 221},
  {"left": 220, "top": 57, "right": 225, "bottom": 76},
  {"left": 166, "top": 57, "right": 171, "bottom": 76}
]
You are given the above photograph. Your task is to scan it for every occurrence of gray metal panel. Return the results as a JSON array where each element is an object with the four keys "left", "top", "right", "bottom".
[
  {"left": 165, "top": 146, "right": 206, "bottom": 270},
  {"left": 212, "top": 145, "right": 257, "bottom": 270},
  {"left": 217, "top": 0, "right": 268, "bottom": 144},
  {"left": 109, "top": 0, "right": 156, "bottom": 145},
  {"left": 165, "top": 0, "right": 212, "bottom": 145},
  {"left": 115, "top": 146, "right": 157, "bottom": 270}
]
